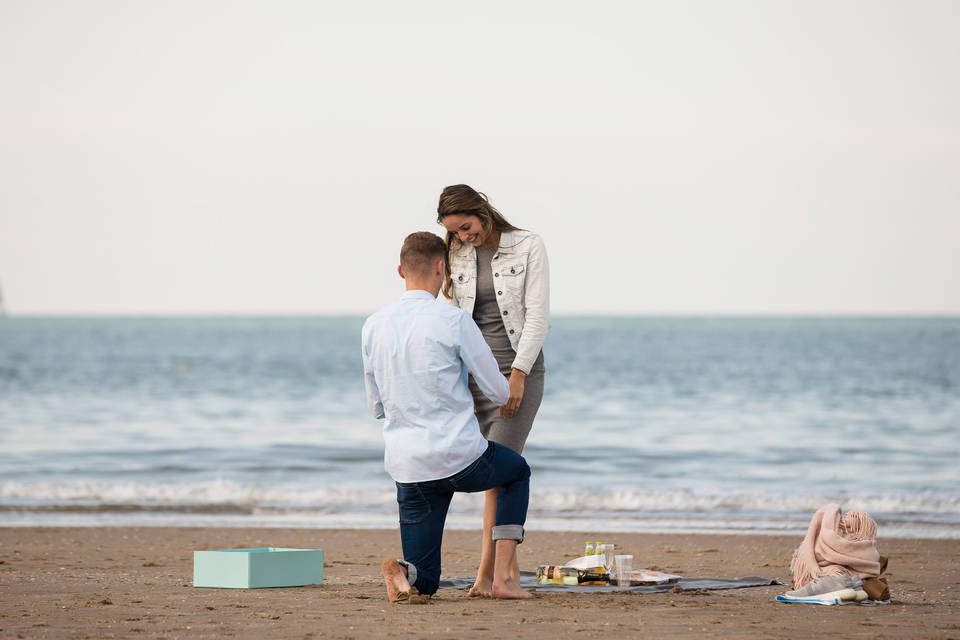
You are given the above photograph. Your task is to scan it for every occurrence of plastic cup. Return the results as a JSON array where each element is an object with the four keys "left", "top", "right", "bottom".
[
  {"left": 599, "top": 544, "right": 615, "bottom": 572},
  {"left": 615, "top": 555, "right": 633, "bottom": 587}
]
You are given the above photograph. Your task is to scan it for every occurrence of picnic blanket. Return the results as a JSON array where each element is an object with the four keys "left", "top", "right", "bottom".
[{"left": 439, "top": 572, "right": 781, "bottom": 593}]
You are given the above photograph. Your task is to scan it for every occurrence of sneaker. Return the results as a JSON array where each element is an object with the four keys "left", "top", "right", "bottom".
[{"left": 785, "top": 573, "right": 863, "bottom": 599}]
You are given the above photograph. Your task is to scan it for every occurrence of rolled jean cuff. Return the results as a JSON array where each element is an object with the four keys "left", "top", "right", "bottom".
[
  {"left": 491, "top": 524, "right": 524, "bottom": 543},
  {"left": 396, "top": 558, "right": 418, "bottom": 586}
]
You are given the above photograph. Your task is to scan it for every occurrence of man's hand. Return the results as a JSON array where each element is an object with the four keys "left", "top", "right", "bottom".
[{"left": 500, "top": 368, "right": 526, "bottom": 418}]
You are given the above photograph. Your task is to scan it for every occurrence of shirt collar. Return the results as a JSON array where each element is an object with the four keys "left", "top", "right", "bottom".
[{"left": 401, "top": 289, "right": 438, "bottom": 301}]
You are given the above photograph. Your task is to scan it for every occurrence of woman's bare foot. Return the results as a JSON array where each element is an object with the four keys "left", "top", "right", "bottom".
[
  {"left": 468, "top": 576, "right": 493, "bottom": 598},
  {"left": 492, "top": 577, "right": 532, "bottom": 599}
]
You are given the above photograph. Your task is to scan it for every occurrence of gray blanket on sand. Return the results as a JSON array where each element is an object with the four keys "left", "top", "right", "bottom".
[{"left": 439, "top": 572, "right": 781, "bottom": 593}]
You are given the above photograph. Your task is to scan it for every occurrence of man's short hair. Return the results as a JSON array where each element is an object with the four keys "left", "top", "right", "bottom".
[{"left": 400, "top": 232, "right": 446, "bottom": 276}]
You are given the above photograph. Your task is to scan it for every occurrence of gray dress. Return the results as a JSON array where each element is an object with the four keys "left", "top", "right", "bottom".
[{"left": 469, "top": 245, "right": 545, "bottom": 454}]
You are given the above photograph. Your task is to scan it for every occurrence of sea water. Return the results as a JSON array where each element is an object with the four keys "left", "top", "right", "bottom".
[{"left": 1, "top": 316, "right": 958, "bottom": 537}]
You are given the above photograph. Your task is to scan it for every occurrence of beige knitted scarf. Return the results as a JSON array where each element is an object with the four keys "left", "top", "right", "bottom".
[{"left": 790, "top": 504, "right": 882, "bottom": 589}]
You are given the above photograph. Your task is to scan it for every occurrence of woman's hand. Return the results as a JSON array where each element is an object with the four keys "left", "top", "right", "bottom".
[{"left": 500, "top": 368, "right": 526, "bottom": 418}]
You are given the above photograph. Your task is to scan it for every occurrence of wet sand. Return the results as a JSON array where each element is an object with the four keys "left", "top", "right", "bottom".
[{"left": 1, "top": 527, "right": 957, "bottom": 639}]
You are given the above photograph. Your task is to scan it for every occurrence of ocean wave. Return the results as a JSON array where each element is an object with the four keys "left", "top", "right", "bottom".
[
  {"left": 2, "top": 481, "right": 957, "bottom": 519},
  {"left": 0, "top": 480, "right": 395, "bottom": 509},
  {"left": 528, "top": 488, "right": 960, "bottom": 516}
]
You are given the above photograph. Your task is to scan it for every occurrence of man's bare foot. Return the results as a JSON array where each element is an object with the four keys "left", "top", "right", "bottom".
[
  {"left": 381, "top": 558, "right": 430, "bottom": 604},
  {"left": 468, "top": 576, "right": 493, "bottom": 598},
  {"left": 382, "top": 558, "right": 411, "bottom": 603},
  {"left": 492, "top": 577, "right": 532, "bottom": 599}
]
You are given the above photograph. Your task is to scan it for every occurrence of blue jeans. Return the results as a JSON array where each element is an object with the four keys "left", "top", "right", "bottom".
[{"left": 395, "top": 441, "right": 530, "bottom": 596}]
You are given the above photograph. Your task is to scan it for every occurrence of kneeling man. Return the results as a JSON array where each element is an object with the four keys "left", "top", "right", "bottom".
[{"left": 362, "top": 231, "right": 531, "bottom": 601}]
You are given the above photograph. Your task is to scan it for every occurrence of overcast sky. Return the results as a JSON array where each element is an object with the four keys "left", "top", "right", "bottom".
[{"left": 1, "top": 1, "right": 957, "bottom": 315}]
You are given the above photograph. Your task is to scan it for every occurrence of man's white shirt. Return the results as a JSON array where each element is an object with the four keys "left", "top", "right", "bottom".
[{"left": 362, "top": 289, "right": 510, "bottom": 483}]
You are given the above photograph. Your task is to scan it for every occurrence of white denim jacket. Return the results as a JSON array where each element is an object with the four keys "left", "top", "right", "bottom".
[{"left": 442, "top": 229, "right": 550, "bottom": 374}]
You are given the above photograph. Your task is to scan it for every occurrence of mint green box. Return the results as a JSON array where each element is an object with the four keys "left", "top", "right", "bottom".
[{"left": 193, "top": 548, "right": 324, "bottom": 588}]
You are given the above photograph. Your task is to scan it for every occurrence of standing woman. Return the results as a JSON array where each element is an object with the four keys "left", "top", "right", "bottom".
[{"left": 437, "top": 184, "right": 549, "bottom": 597}]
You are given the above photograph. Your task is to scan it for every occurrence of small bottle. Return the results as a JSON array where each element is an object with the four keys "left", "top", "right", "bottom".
[
  {"left": 577, "top": 569, "right": 610, "bottom": 585},
  {"left": 594, "top": 541, "right": 603, "bottom": 556},
  {"left": 548, "top": 565, "right": 564, "bottom": 584},
  {"left": 584, "top": 541, "right": 594, "bottom": 556},
  {"left": 536, "top": 565, "right": 548, "bottom": 585}
]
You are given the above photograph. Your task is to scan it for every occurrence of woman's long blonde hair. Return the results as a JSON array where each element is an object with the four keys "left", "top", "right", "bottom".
[{"left": 436, "top": 184, "right": 519, "bottom": 299}]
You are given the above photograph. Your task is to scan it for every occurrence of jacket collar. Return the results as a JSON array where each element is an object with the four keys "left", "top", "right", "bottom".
[
  {"left": 454, "top": 229, "right": 526, "bottom": 258},
  {"left": 496, "top": 229, "right": 525, "bottom": 255}
]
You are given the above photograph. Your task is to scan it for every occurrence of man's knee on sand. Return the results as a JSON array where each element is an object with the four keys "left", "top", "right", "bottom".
[
  {"left": 417, "top": 574, "right": 441, "bottom": 596},
  {"left": 402, "top": 561, "right": 440, "bottom": 596}
]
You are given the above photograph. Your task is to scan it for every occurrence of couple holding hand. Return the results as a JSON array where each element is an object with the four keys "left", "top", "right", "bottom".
[{"left": 362, "top": 184, "right": 549, "bottom": 601}]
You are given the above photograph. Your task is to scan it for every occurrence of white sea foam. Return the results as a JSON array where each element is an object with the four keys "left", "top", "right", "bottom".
[
  {"left": 2, "top": 481, "right": 957, "bottom": 522},
  {"left": 0, "top": 480, "right": 395, "bottom": 509}
]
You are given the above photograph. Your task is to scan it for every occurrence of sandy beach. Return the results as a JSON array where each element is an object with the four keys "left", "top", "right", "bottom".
[{"left": 0, "top": 527, "right": 957, "bottom": 639}]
